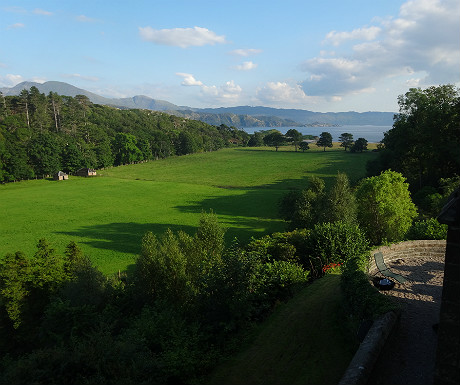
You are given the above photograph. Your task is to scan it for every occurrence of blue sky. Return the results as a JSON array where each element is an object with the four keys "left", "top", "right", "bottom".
[{"left": 1, "top": 0, "right": 459, "bottom": 112}]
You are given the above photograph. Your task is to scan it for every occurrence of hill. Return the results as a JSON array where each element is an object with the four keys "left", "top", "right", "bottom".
[
  {"left": 194, "top": 106, "right": 395, "bottom": 126},
  {"left": 1, "top": 81, "right": 396, "bottom": 127}
]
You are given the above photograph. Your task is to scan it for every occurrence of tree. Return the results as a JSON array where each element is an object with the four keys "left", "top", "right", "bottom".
[
  {"left": 372, "top": 85, "right": 460, "bottom": 189},
  {"left": 299, "top": 141, "right": 310, "bottom": 152},
  {"left": 263, "top": 131, "right": 285, "bottom": 151},
  {"left": 28, "top": 132, "right": 62, "bottom": 176},
  {"left": 136, "top": 230, "right": 190, "bottom": 305},
  {"left": 323, "top": 172, "right": 357, "bottom": 225},
  {"left": 339, "top": 133, "right": 354, "bottom": 151},
  {"left": 316, "top": 132, "right": 333, "bottom": 151},
  {"left": 355, "top": 170, "right": 418, "bottom": 244},
  {"left": 247, "top": 131, "right": 264, "bottom": 147},
  {"left": 19, "top": 89, "right": 30, "bottom": 129},
  {"left": 112, "top": 132, "right": 143, "bottom": 166},
  {"left": 290, "top": 176, "right": 326, "bottom": 229},
  {"left": 351, "top": 137, "right": 368, "bottom": 153},
  {"left": 286, "top": 129, "right": 303, "bottom": 152},
  {"left": 62, "top": 142, "right": 86, "bottom": 173},
  {"left": 177, "top": 131, "right": 200, "bottom": 155}
]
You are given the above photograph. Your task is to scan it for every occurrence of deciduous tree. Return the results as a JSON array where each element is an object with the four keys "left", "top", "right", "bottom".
[{"left": 356, "top": 170, "right": 418, "bottom": 244}]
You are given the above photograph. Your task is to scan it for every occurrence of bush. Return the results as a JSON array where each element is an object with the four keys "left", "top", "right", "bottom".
[
  {"left": 305, "top": 222, "right": 369, "bottom": 275},
  {"left": 407, "top": 218, "right": 448, "bottom": 240},
  {"left": 251, "top": 260, "right": 310, "bottom": 313}
]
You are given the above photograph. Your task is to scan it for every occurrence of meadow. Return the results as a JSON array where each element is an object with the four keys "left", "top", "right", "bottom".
[{"left": 0, "top": 144, "right": 377, "bottom": 275}]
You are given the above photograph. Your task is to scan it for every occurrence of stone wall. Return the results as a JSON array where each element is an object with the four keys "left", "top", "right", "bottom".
[{"left": 368, "top": 240, "right": 446, "bottom": 274}]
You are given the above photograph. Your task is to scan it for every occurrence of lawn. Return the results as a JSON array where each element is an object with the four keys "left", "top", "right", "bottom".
[
  {"left": 203, "top": 274, "right": 357, "bottom": 385},
  {"left": 0, "top": 146, "right": 377, "bottom": 274}
]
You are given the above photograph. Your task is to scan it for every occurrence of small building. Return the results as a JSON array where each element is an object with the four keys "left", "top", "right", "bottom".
[
  {"left": 54, "top": 171, "right": 68, "bottom": 181},
  {"left": 75, "top": 168, "right": 97, "bottom": 177}
]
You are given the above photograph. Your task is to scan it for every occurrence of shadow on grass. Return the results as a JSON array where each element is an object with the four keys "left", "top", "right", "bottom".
[
  {"left": 57, "top": 151, "right": 368, "bottom": 256},
  {"left": 173, "top": 156, "right": 352, "bottom": 242},
  {"left": 57, "top": 222, "right": 197, "bottom": 256}
]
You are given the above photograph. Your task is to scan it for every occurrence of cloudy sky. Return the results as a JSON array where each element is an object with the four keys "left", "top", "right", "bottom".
[{"left": 1, "top": 0, "right": 459, "bottom": 112}]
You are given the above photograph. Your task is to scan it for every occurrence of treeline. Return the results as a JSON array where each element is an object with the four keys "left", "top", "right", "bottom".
[{"left": 0, "top": 87, "right": 249, "bottom": 182}]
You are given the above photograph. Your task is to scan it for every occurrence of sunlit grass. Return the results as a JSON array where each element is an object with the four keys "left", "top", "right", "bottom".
[{"left": 1, "top": 146, "right": 377, "bottom": 274}]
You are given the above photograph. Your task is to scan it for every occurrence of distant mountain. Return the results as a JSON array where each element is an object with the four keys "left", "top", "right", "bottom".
[
  {"left": 1, "top": 81, "right": 396, "bottom": 127},
  {"left": 1, "top": 81, "right": 113, "bottom": 105},
  {"left": 110, "top": 95, "right": 179, "bottom": 111}
]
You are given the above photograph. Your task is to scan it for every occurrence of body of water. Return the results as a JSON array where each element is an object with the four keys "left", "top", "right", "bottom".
[{"left": 244, "top": 125, "right": 392, "bottom": 143}]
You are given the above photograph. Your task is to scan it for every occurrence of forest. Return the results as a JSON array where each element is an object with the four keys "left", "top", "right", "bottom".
[
  {"left": 0, "top": 87, "right": 250, "bottom": 182},
  {"left": 0, "top": 84, "right": 459, "bottom": 384}
]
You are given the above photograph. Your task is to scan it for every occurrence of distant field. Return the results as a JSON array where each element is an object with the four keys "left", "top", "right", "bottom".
[{"left": 0, "top": 145, "right": 377, "bottom": 274}]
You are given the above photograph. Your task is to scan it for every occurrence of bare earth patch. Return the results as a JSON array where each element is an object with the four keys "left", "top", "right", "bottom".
[{"left": 368, "top": 255, "right": 445, "bottom": 385}]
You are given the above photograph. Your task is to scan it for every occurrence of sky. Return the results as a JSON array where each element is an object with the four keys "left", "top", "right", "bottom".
[{"left": 1, "top": 0, "right": 459, "bottom": 112}]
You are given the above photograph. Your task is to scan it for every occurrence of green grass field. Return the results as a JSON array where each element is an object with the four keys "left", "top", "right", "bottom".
[{"left": 0, "top": 145, "right": 377, "bottom": 274}]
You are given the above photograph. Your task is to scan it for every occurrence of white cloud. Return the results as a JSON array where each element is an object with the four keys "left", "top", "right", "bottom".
[
  {"left": 202, "top": 80, "right": 242, "bottom": 102},
  {"left": 256, "top": 81, "right": 312, "bottom": 107},
  {"left": 230, "top": 48, "right": 262, "bottom": 56},
  {"left": 323, "top": 26, "right": 381, "bottom": 46},
  {"left": 0, "top": 74, "right": 24, "bottom": 87},
  {"left": 8, "top": 23, "right": 25, "bottom": 29},
  {"left": 301, "top": 0, "right": 460, "bottom": 97},
  {"left": 63, "top": 73, "right": 99, "bottom": 82},
  {"left": 175, "top": 73, "right": 242, "bottom": 105},
  {"left": 76, "top": 15, "right": 98, "bottom": 23},
  {"left": 33, "top": 8, "right": 53, "bottom": 16},
  {"left": 176, "top": 73, "right": 203, "bottom": 86},
  {"left": 139, "top": 26, "right": 226, "bottom": 48},
  {"left": 234, "top": 61, "right": 258, "bottom": 71}
]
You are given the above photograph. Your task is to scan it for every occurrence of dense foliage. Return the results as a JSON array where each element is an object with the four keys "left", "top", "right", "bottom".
[
  {"left": 355, "top": 170, "right": 418, "bottom": 244},
  {"left": 0, "top": 87, "right": 249, "bottom": 182},
  {"left": 0, "top": 213, "right": 311, "bottom": 384},
  {"left": 367, "top": 85, "right": 460, "bottom": 192}
]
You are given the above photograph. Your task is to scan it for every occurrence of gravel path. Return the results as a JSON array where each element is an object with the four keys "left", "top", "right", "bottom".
[{"left": 368, "top": 255, "right": 445, "bottom": 385}]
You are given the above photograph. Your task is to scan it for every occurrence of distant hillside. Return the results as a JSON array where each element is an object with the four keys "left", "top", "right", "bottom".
[
  {"left": 168, "top": 110, "right": 302, "bottom": 127},
  {"left": 194, "top": 106, "right": 396, "bottom": 126},
  {"left": 1, "top": 81, "right": 396, "bottom": 127}
]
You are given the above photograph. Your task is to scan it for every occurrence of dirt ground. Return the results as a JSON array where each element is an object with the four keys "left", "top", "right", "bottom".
[{"left": 367, "top": 255, "right": 445, "bottom": 385}]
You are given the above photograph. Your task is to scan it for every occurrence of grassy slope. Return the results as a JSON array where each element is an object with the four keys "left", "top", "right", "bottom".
[
  {"left": 204, "top": 274, "right": 357, "bottom": 385},
  {"left": 0, "top": 146, "right": 377, "bottom": 274}
]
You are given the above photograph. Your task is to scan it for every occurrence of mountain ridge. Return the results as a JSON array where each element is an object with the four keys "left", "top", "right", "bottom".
[{"left": 1, "top": 81, "right": 396, "bottom": 127}]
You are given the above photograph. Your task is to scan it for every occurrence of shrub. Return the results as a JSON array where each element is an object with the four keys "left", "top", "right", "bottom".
[
  {"left": 251, "top": 260, "right": 310, "bottom": 313},
  {"left": 305, "top": 221, "right": 369, "bottom": 275},
  {"left": 407, "top": 218, "right": 448, "bottom": 240}
]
